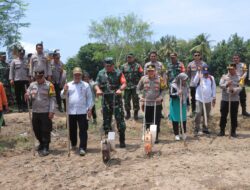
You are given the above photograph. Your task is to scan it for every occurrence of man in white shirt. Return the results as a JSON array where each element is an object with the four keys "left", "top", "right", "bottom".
[
  {"left": 193, "top": 64, "right": 216, "bottom": 135},
  {"left": 61, "top": 67, "right": 92, "bottom": 156}
]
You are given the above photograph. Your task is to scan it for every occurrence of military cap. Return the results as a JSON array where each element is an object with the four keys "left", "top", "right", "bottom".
[
  {"left": 127, "top": 53, "right": 134, "bottom": 57},
  {"left": 227, "top": 63, "right": 236, "bottom": 70},
  {"left": 0, "top": 52, "right": 6, "bottom": 57},
  {"left": 104, "top": 57, "right": 114, "bottom": 65},
  {"left": 147, "top": 64, "right": 156, "bottom": 71},
  {"left": 73, "top": 67, "right": 83, "bottom": 75}
]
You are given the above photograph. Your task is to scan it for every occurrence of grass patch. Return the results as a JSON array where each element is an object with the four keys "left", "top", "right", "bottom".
[{"left": 0, "top": 135, "right": 32, "bottom": 153}]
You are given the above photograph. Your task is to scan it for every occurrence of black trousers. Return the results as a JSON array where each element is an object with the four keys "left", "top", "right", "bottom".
[
  {"left": 172, "top": 121, "right": 187, "bottom": 135},
  {"left": 145, "top": 105, "right": 161, "bottom": 133},
  {"left": 69, "top": 114, "right": 88, "bottom": 150},
  {"left": 239, "top": 87, "right": 247, "bottom": 113},
  {"left": 92, "top": 105, "right": 97, "bottom": 120},
  {"left": 190, "top": 87, "right": 196, "bottom": 113},
  {"left": 32, "top": 113, "right": 52, "bottom": 146},
  {"left": 53, "top": 83, "right": 62, "bottom": 108},
  {"left": 14, "top": 80, "right": 29, "bottom": 109},
  {"left": 219, "top": 101, "right": 239, "bottom": 133}
]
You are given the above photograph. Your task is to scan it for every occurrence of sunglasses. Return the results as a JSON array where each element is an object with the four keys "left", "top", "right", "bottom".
[{"left": 194, "top": 54, "right": 200, "bottom": 57}]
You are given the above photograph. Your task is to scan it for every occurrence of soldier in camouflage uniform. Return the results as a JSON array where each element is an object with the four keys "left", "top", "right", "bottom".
[
  {"left": 95, "top": 57, "right": 127, "bottom": 148},
  {"left": 166, "top": 52, "right": 186, "bottom": 86},
  {"left": 120, "top": 53, "right": 143, "bottom": 120},
  {"left": 0, "top": 52, "right": 14, "bottom": 107}
]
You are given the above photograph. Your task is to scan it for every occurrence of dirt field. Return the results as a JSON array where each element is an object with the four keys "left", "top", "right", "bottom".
[{"left": 0, "top": 91, "right": 250, "bottom": 190}]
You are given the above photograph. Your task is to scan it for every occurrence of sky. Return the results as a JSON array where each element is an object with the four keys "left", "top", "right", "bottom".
[{"left": 17, "top": 0, "right": 250, "bottom": 62}]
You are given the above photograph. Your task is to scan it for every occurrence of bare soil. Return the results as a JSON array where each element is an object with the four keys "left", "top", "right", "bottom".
[{"left": 0, "top": 91, "right": 250, "bottom": 190}]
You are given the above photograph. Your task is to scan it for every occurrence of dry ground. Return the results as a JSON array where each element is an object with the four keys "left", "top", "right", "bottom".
[{"left": 0, "top": 91, "right": 250, "bottom": 190}]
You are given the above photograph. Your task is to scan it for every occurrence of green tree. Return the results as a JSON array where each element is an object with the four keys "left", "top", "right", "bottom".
[
  {"left": 190, "top": 33, "right": 212, "bottom": 62},
  {"left": 0, "top": 0, "right": 29, "bottom": 47},
  {"left": 210, "top": 40, "right": 228, "bottom": 83},
  {"left": 64, "top": 56, "right": 79, "bottom": 80},
  {"left": 155, "top": 35, "right": 177, "bottom": 62},
  {"left": 89, "top": 13, "right": 153, "bottom": 65},
  {"left": 65, "top": 43, "right": 109, "bottom": 80},
  {"left": 226, "top": 33, "right": 247, "bottom": 62}
]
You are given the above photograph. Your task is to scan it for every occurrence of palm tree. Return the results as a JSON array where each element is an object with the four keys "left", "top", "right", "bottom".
[{"left": 190, "top": 33, "right": 212, "bottom": 62}]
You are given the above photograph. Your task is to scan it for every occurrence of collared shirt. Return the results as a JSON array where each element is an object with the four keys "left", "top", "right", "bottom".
[
  {"left": 30, "top": 53, "right": 52, "bottom": 77},
  {"left": 187, "top": 60, "right": 206, "bottom": 87},
  {"left": 9, "top": 58, "right": 29, "bottom": 81},
  {"left": 193, "top": 72, "right": 216, "bottom": 103},
  {"left": 236, "top": 62, "right": 247, "bottom": 86},
  {"left": 219, "top": 73, "right": 242, "bottom": 102},
  {"left": 27, "top": 80, "right": 56, "bottom": 113},
  {"left": 144, "top": 61, "right": 165, "bottom": 76},
  {"left": 61, "top": 80, "right": 93, "bottom": 115},
  {"left": 51, "top": 60, "right": 64, "bottom": 84},
  {"left": 137, "top": 75, "right": 164, "bottom": 106}
]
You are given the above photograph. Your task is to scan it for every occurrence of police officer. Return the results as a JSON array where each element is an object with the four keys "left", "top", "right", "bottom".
[
  {"left": 120, "top": 53, "right": 143, "bottom": 120},
  {"left": 51, "top": 51, "right": 64, "bottom": 112},
  {"left": 144, "top": 51, "right": 167, "bottom": 118},
  {"left": 9, "top": 49, "right": 29, "bottom": 112},
  {"left": 137, "top": 65, "right": 166, "bottom": 143},
  {"left": 29, "top": 43, "right": 52, "bottom": 81},
  {"left": 25, "top": 69, "right": 56, "bottom": 156},
  {"left": 232, "top": 54, "right": 250, "bottom": 117},
  {"left": 187, "top": 51, "right": 206, "bottom": 117},
  {"left": 95, "top": 57, "right": 127, "bottom": 148},
  {"left": 218, "top": 63, "right": 242, "bottom": 137}
]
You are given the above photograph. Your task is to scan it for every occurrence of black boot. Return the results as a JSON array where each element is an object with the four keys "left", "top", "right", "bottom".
[
  {"left": 241, "top": 100, "right": 250, "bottom": 117},
  {"left": 217, "top": 128, "right": 225, "bottom": 137},
  {"left": 36, "top": 143, "right": 43, "bottom": 151},
  {"left": 134, "top": 110, "right": 139, "bottom": 120},
  {"left": 125, "top": 111, "right": 131, "bottom": 120},
  {"left": 18, "top": 105, "right": 22, "bottom": 113},
  {"left": 231, "top": 126, "right": 237, "bottom": 138},
  {"left": 119, "top": 132, "right": 126, "bottom": 148},
  {"left": 242, "top": 108, "right": 250, "bottom": 117},
  {"left": 155, "top": 131, "right": 159, "bottom": 144},
  {"left": 40, "top": 144, "right": 50, "bottom": 156}
]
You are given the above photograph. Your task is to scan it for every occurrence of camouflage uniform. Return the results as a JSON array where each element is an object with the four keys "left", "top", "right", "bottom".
[
  {"left": 96, "top": 68, "right": 126, "bottom": 134},
  {"left": 120, "top": 61, "right": 143, "bottom": 117},
  {"left": 0, "top": 59, "right": 14, "bottom": 106},
  {"left": 166, "top": 61, "right": 185, "bottom": 86}
]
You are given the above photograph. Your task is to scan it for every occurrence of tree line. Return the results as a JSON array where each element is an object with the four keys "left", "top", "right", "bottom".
[
  {"left": 1, "top": 3, "right": 249, "bottom": 84},
  {"left": 65, "top": 14, "right": 250, "bottom": 84}
]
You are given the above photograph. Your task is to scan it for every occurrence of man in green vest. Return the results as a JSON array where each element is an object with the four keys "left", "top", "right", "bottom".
[
  {"left": 120, "top": 53, "right": 143, "bottom": 120},
  {"left": 95, "top": 57, "right": 127, "bottom": 148}
]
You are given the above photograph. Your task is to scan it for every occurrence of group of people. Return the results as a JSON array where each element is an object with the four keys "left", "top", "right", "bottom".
[{"left": 0, "top": 44, "right": 249, "bottom": 157}]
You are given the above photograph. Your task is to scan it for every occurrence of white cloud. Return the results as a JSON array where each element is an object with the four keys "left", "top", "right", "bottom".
[{"left": 20, "top": 41, "right": 36, "bottom": 54}]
